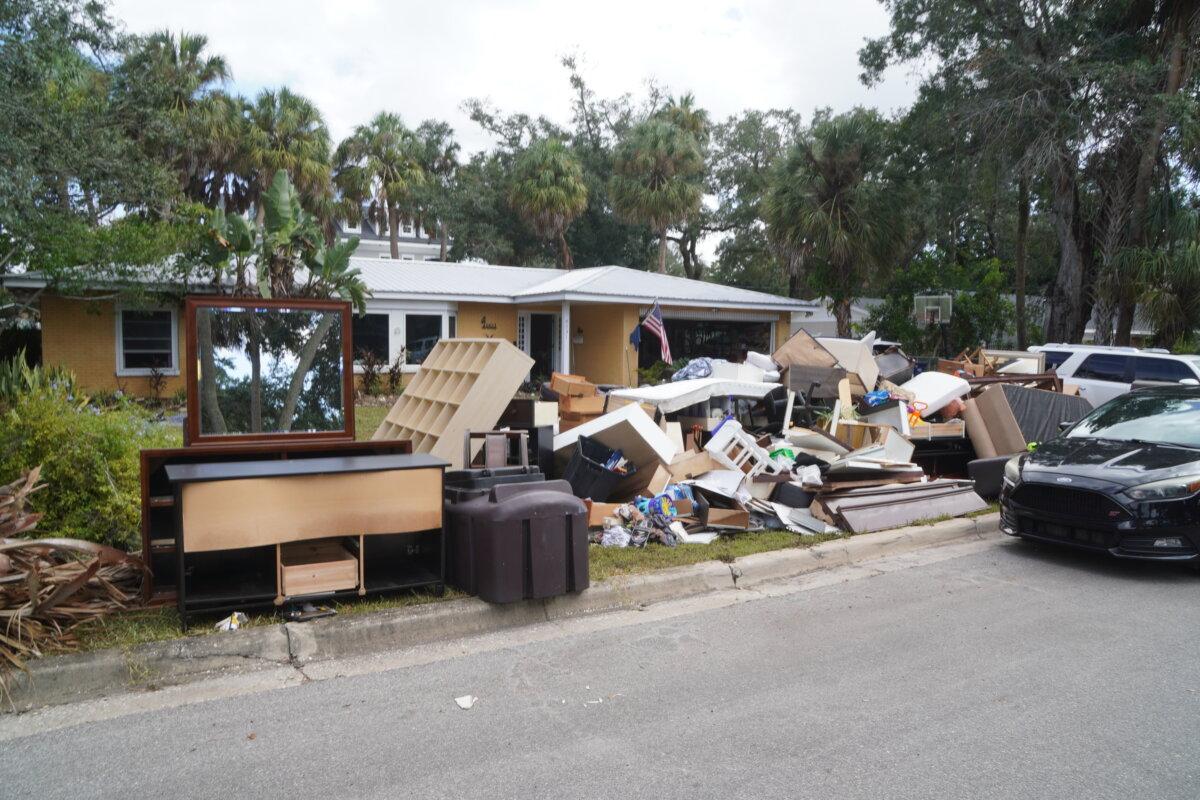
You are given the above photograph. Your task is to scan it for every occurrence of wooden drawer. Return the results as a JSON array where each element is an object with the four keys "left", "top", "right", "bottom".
[{"left": 280, "top": 540, "right": 358, "bottom": 597}]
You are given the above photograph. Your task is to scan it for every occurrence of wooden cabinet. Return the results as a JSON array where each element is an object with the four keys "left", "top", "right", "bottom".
[
  {"left": 166, "top": 453, "right": 447, "bottom": 626},
  {"left": 140, "top": 440, "right": 414, "bottom": 602}
]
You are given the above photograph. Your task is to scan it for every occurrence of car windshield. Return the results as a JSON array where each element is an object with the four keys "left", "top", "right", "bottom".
[{"left": 1067, "top": 392, "right": 1200, "bottom": 448}]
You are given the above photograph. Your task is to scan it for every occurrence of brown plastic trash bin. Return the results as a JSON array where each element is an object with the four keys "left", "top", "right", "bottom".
[{"left": 443, "top": 480, "right": 589, "bottom": 603}]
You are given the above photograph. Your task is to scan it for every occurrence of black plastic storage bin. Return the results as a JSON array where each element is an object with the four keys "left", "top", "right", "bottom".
[
  {"left": 443, "top": 480, "right": 588, "bottom": 603},
  {"left": 444, "top": 466, "right": 544, "bottom": 503},
  {"left": 561, "top": 436, "right": 635, "bottom": 502}
]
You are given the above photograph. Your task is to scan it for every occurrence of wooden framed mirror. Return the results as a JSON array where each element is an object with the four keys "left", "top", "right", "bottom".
[{"left": 184, "top": 297, "right": 355, "bottom": 446}]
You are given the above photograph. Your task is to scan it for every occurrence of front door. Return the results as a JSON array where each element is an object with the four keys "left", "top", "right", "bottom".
[{"left": 524, "top": 312, "right": 559, "bottom": 381}]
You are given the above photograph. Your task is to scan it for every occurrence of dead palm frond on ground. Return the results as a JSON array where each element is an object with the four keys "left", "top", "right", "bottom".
[{"left": 0, "top": 468, "right": 149, "bottom": 700}]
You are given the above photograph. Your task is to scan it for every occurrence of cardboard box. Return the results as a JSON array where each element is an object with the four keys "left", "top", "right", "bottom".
[
  {"left": 560, "top": 394, "right": 606, "bottom": 415},
  {"left": 645, "top": 464, "right": 672, "bottom": 496},
  {"left": 705, "top": 507, "right": 750, "bottom": 529},
  {"left": 667, "top": 450, "right": 721, "bottom": 481},
  {"left": 586, "top": 500, "right": 625, "bottom": 528},
  {"left": 558, "top": 417, "right": 588, "bottom": 433},
  {"left": 550, "top": 372, "right": 596, "bottom": 398}
]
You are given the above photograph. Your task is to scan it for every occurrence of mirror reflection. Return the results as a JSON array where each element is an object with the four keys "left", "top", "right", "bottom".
[{"left": 195, "top": 305, "right": 345, "bottom": 436}]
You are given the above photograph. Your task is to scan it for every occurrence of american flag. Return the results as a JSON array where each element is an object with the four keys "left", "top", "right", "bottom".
[{"left": 641, "top": 301, "right": 672, "bottom": 362}]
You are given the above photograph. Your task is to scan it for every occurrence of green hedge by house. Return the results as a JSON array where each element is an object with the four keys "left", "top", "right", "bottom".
[{"left": 0, "top": 390, "right": 180, "bottom": 550}]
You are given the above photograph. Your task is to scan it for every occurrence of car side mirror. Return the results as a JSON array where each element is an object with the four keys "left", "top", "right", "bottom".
[{"left": 1058, "top": 420, "right": 1075, "bottom": 432}]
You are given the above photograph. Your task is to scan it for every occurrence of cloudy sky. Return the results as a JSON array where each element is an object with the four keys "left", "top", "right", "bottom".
[{"left": 110, "top": 0, "right": 917, "bottom": 154}]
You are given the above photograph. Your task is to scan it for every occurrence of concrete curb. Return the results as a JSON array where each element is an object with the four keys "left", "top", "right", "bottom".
[{"left": 5, "top": 512, "right": 1000, "bottom": 712}]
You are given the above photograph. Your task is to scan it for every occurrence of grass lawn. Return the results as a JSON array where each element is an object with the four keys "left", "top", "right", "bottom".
[
  {"left": 588, "top": 530, "right": 847, "bottom": 581},
  {"left": 74, "top": 529, "right": 846, "bottom": 653},
  {"left": 355, "top": 404, "right": 389, "bottom": 440}
]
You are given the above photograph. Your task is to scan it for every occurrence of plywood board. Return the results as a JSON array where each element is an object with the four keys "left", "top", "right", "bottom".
[
  {"left": 973, "top": 384, "right": 1027, "bottom": 456},
  {"left": 962, "top": 398, "right": 997, "bottom": 459},
  {"left": 773, "top": 328, "right": 838, "bottom": 370},
  {"left": 373, "top": 338, "right": 534, "bottom": 469},
  {"left": 817, "top": 335, "right": 880, "bottom": 394},
  {"left": 181, "top": 467, "right": 443, "bottom": 552}
]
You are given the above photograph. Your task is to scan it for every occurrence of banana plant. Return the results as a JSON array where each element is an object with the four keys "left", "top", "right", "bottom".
[{"left": 205, "top": 169, "right": 368, "bottom": 310}]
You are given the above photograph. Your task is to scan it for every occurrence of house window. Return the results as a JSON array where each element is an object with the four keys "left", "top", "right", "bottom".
[
  {"left": 448, "top": 314, "right": 456, "bottom": 338},
  {"left": 401, "top": 222, "right": 414, "bottom": 236},
  {"left": 343, "top": 217, "right": 361, "bottom": 234},
  {"left": 117, "top": 308, "right": 177, "bottom": 375},
  {"left": 352, "top": 313, "right": 389, "bottom": 362},
  {"left": 636, "top": 317, "right": 772, "bottom": 369},
  {"left": 406, "top": 314, "right": 443, "bottom": 365}
]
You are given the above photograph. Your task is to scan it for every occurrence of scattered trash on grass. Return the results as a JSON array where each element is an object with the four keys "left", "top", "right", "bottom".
[{"left": 214, "top": 612, "right": 248, "bottom": 632}]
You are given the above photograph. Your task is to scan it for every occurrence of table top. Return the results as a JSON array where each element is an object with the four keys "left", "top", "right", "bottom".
[{"left": 165, "top": 453, "right": 448, "bottom": 484}]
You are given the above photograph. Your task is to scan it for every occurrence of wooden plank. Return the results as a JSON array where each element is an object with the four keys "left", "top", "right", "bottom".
[{"left": 181, "top": 467, "right": 442, "bottom": 552}]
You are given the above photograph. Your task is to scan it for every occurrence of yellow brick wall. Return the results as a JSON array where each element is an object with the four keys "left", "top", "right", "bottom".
[
  {"left": 774, "top": 313, "right": 790, "bottom": 354},
  {"left": 40, "top": 295, "right": 187, "bottom": 398},
  {"left": 456, "top": 303, "right": 518, "bottom": 343},
  {"left": 567, "top": 303, "right": 640, "bottom": 386}
]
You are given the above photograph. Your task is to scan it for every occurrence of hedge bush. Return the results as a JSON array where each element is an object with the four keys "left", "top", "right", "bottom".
[{"left": 0, "top": 390, "right": 180, "bottom": 550}]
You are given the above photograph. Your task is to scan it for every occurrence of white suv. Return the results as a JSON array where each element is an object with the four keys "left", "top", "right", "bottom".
[{"left": 1029, "top": 344, "right": 1200, "bottom": 407}]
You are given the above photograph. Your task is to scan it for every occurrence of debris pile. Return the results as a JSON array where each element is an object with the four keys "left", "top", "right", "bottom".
[
  {"left": 0, "top": 468, "right": 150, "bottom": 693},
  {"left": 522, "top": 329, "right": 1092, "bottom": 550}
]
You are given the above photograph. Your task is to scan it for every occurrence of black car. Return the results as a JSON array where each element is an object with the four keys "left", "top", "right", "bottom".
[{"left": 1000, "top": 385, "right": 1200, "bottom": 563}]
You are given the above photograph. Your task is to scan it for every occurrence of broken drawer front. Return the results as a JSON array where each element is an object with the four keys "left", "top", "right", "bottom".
[{"left": 281, "top": 541, "right": 358, "bottom": 596}]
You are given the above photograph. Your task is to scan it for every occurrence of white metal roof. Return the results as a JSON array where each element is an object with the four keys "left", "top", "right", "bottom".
[
  {"left": 3, "top": 258, "right": 819, "bottom": 312},
  {"left": 358, "top": 260, "right": 817, "bottom": 311}
]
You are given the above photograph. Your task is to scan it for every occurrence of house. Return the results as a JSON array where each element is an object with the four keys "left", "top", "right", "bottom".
[
  {"left": 338, "top": 205, "right": 447, "bottom": 262},
  {"left": 6, "top": 260, "right": 821, "bottom": 397}
]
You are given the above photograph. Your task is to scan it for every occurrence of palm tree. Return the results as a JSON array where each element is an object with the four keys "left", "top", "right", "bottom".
[
  {"left": 132, "top": 30, "right": 229, "bottom": 112},
  {"left": 509, "top": 138, "right": 588, "bottom": 268},
  {"left": 187, "top": 91, "right": 252, "bottom": 211},
  {"left": 245, "top": 88, "right": 333, "bottom": 226},
  {"left": 609, "top": 118, "right": 704, "bottom": 273},
  {"left": 117, "top": 30, "right": 230, "bottom": 199},
  {"left": 334, "top": 113, "right": 426, "bottom": 259},
  {"left": 415, "top": 120, "right": 460, "bottom": 261},
  {"left": 1135, "top": 207, "right": 1200, "bottom": 349},
  {"left": 764, "top": 109, "right": 896, "bottom": 337},
  {"left": 661, "top": 92, "right": 710, "bottom": 146}
]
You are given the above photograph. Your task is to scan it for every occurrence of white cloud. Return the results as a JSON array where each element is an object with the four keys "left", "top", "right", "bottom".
[{"left": 109, "top": 0, "right": 915, "bottom": 154}]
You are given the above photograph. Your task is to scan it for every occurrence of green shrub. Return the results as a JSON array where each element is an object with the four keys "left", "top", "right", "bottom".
[
  {"left": 0, "top": 349, "right": 77, "bottom": 407},
  {"left": 637, "top": 358, "right": 688, "bottom": 386},
  {"left": 0, "top": 389, "right": 179, "bottom": 549}
]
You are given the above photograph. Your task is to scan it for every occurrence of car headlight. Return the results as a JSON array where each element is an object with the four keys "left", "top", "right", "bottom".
[
  {"left": 1126, "top": 475, "right": 1200, "bottom": 501},
  {"left": 1003, "top": 455, "right": 1022, "bottom": 486}
]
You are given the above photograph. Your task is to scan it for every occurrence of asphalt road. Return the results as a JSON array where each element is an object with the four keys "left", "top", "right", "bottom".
[{"left": 3, "top": 536, "right": 1198, "bottom": 800}]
